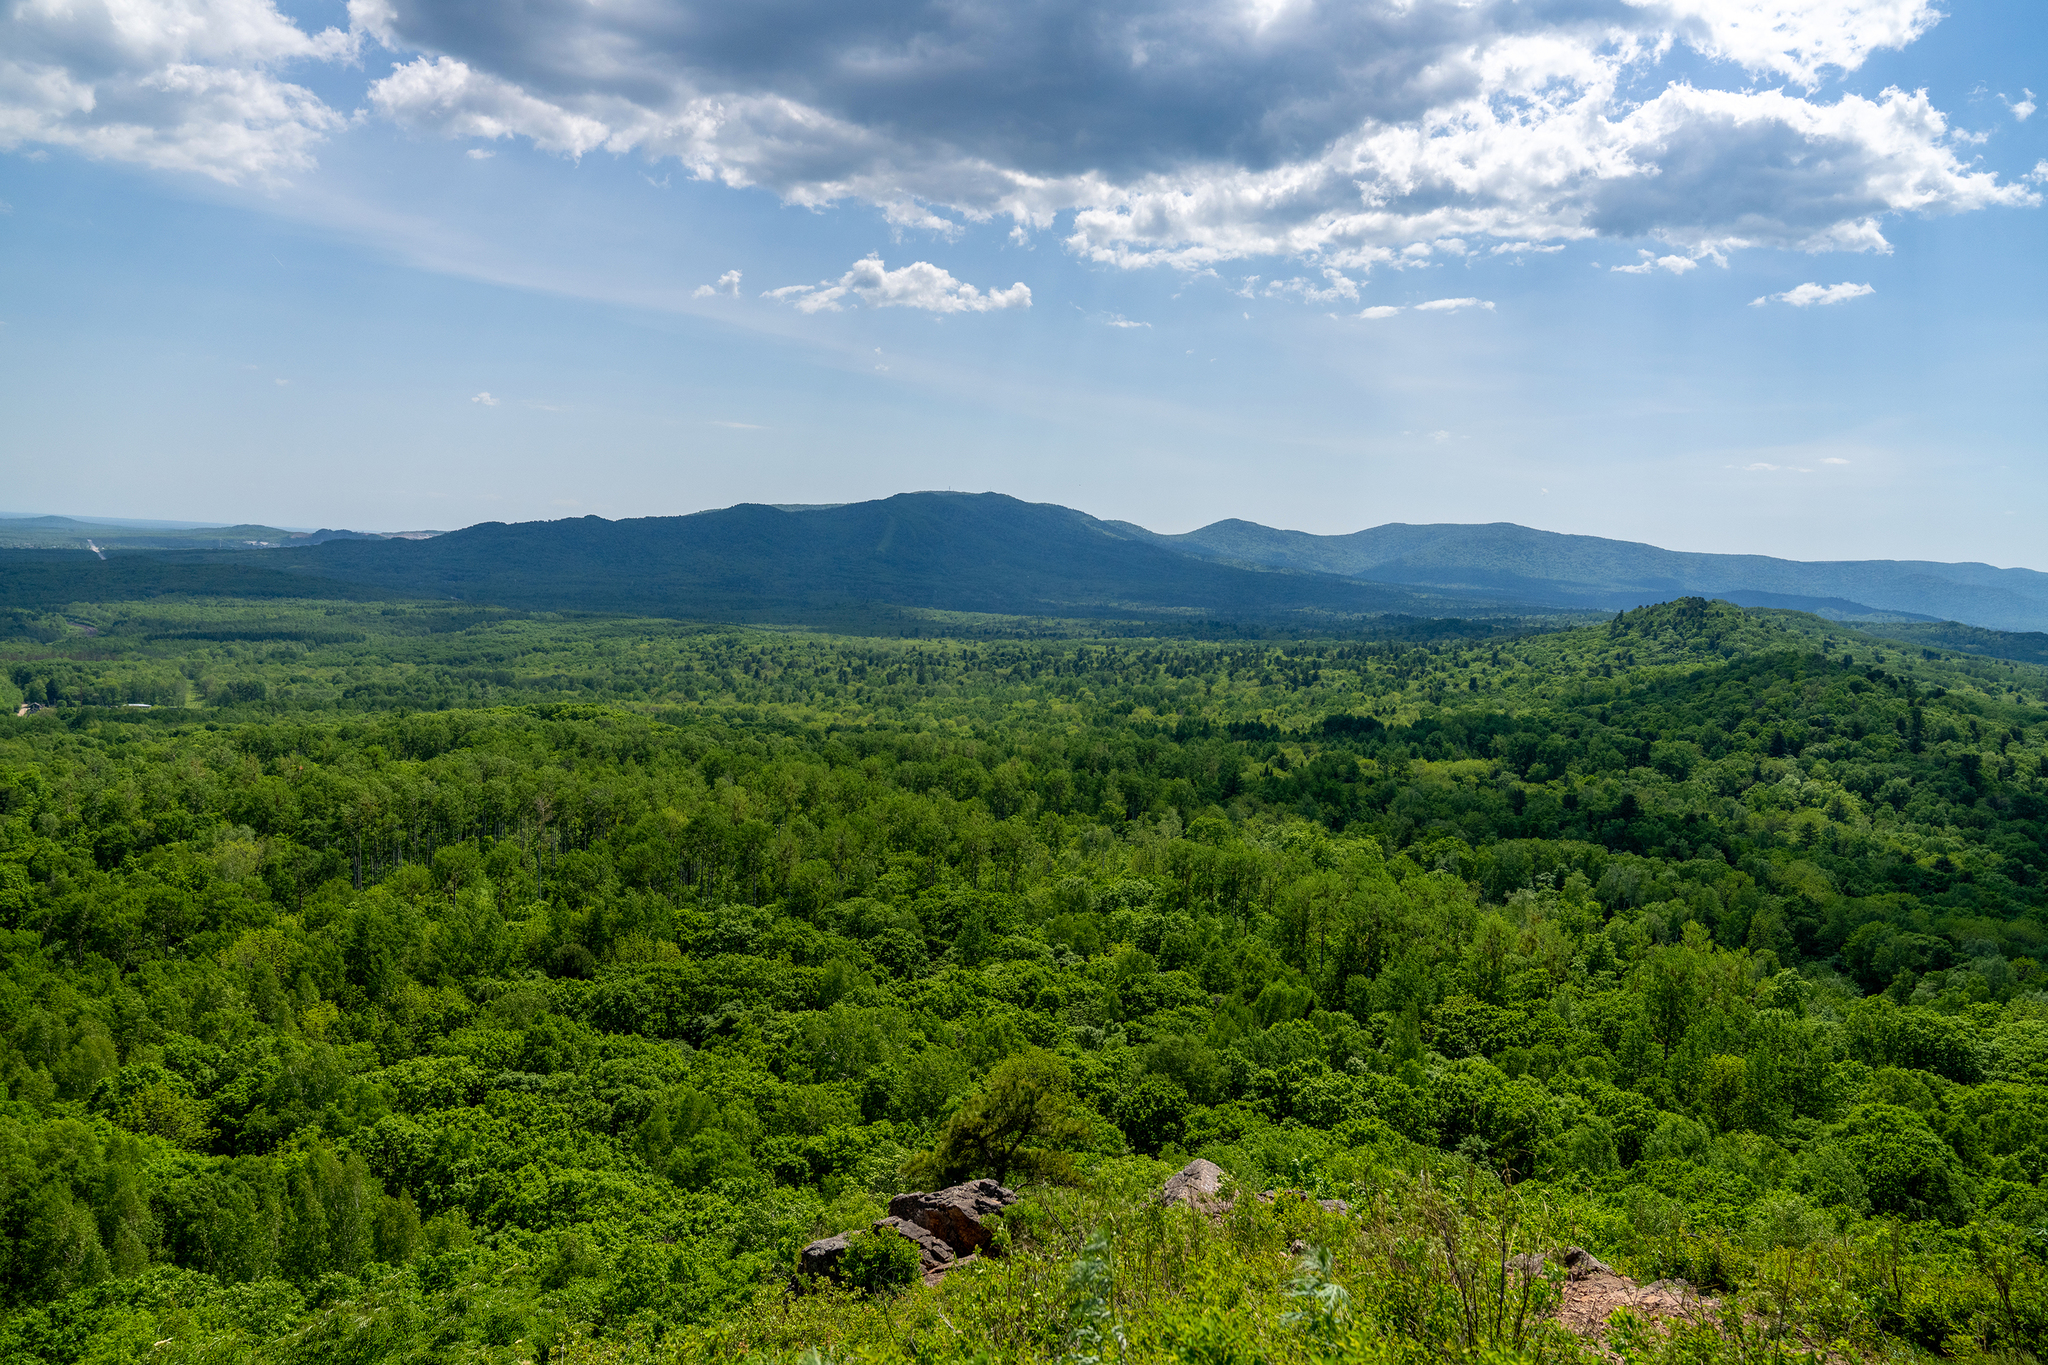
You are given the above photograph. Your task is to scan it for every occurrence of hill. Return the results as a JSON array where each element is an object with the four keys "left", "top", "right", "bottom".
[
  {"left": 1120, "top": 519, "right": 2048, "bottom": 632},
  {"left": 269, "top": 492, "right": 1541, "bottom": 624}
]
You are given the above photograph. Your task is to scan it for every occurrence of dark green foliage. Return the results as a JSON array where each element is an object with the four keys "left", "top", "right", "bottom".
[{"left": 908, "top": 1052, "right": 1089, "bottom": 1187}]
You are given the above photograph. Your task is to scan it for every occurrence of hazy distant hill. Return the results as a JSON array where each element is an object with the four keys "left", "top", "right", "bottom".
[
  {"left": 0, "top": 516, "right": 305, "bottom": 552},
  {"left": 276, "top": 493, "right": 1528, "bottom": 623},
  {"left": 1113, "top": 519, "right": 2048, "bottom": 632}
]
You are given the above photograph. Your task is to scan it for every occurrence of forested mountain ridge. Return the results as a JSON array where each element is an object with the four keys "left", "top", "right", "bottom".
[
  {"left": 1, "top": 597, "right": 2046, "bottom": 1363},
  {"left": 8, "top": 493, "right": 2047, "bottom": 639},
  {"left": 271, "top": 494, "right": 1514, "bottom": 624},
  {"left": 1112, "top": 518, "right": 2048, "bottom": 632}
]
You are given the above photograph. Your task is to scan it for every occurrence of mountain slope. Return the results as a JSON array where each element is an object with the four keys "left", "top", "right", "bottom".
[
  {"left": 1119, "top": 519, "right": 2048, "bottom": 631},
  {"left": 276, "top": 493, "right": 1530, "bottom": 622}
]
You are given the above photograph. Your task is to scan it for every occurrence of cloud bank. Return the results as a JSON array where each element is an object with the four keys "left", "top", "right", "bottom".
[
  {"left": 1, "top": 0, "right": 2038, "bottom": 270},
  {"left": 0, "top": 0, "right": 354, "bottom": 181}
]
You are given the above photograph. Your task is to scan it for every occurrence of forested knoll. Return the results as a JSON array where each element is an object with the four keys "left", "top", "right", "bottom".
[{"left": 2, "top": 598, "right": 2047, "bottom": 1365}]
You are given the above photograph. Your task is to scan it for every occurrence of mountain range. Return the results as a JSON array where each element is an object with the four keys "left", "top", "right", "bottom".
[
  {"left": 4, "top": 493, "right": 2046, "bottom": 648},
  {"left": 1114, "top": 517, "right": 2048, "bottom": 631}
]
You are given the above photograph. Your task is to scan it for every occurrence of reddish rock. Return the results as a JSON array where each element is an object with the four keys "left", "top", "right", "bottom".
[{"left": 887, "top": 1179, "right": 1019, "bottom": 1256}]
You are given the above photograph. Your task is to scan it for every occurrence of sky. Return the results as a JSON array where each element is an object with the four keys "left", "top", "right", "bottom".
[{"left": 1, "top": 0, "right": 2043, "bottom": 566}]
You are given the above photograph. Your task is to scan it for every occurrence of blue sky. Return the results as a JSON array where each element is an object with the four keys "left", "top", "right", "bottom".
[{"left": 1, "top": 0, "right": 2042, "bottom": 565}]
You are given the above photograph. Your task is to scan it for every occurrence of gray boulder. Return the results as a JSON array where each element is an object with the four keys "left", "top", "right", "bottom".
[
  {"left": 1560, "top": 1247, "right": 1615, "bottom": 1280},
  {"left": 1160, "top": 1158, "right": 1228, "bottom": 1210},
  {"left": 799, "top": 1231, "right": 854, "bottom": 1279}
]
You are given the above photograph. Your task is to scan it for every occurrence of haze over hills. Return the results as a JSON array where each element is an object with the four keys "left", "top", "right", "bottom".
[{"left": 0, "top": 514, "right": 432, "bottom": 553}]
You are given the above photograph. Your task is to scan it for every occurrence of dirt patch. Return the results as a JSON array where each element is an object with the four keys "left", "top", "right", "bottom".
[{"left": 1552, "top": 1248, "right": 1717, "bottom": 1337}]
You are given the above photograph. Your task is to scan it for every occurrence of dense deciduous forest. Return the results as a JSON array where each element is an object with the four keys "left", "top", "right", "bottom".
[{"left": 2, "top": 596, "right": 2045, "bottom": 1364}]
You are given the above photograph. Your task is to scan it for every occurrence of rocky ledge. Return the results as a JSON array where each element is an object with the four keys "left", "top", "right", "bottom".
[{"left": 800, "top": 1178, "right": 1019, "bottom": 1288}]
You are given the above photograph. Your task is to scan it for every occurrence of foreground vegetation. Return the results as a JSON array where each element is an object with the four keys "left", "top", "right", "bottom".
[{"left": 2, "top": 596, "right": 2046, "bottom": 1364}]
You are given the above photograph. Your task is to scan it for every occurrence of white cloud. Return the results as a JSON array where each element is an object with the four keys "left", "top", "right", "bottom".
[
  {"left": 366, "top": 54, "right": 608, "bottom": 156},
  {"left": 1750, "top": 281, "right": 1876, "bottom": 306},
  {"left": 1821, "top": 456, "right": 1851, "bottom": 464},
  {"left": 1658, "top": 0, "right": 1940, "bottom": 87},
  {"left": 1612, "top": 250, "right": 1701, "bottom": 275},
  {"left": 1411, "top": 297, "right": 1495, "bottom": 312},
  {"left": 465, "top": 147, "right": 493, "bottom": 160},
  {"left": 2004, "top": 89, "right": 2037, "bottom": 122},
  {"left": 470, "top": 390, "right": 498, "bottom": 404},
  {"left": 694, "top": 269, "right": 742, "bottom": 299},
  {"left": 709, "top": 420, "right": 761, "bottom": 429},
  {"left": 0, "top": 0, "right": 356, "bottom": 181},
  {"left": 1103, "top": 314, "right": 1149, "bottom": 328},
  {"left": 1360, "top": 305, "right": 1403, "bottom": 319},
  {"left": 350, "top": 0, "right": 2033, "bottom": 272},
  {"left": 1263, "top": 269, "right": 1362, "bottom": 304},
  {"left": 765, "top": 256, "right": 1030, "bottom": 315}
]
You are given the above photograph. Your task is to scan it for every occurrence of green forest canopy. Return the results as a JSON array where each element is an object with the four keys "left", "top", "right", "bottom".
[{"left": 1, "top": 595, "right": 2046, "bottom": 1364}]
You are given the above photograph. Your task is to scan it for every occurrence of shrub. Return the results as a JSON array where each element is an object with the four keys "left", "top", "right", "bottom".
[{"left": 838, "top": 1229, "right": 920, "bottom": 1295}]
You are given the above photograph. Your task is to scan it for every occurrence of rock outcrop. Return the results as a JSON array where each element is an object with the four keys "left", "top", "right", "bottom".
[
  {"left": 799, "top": 1179, "right": 1019, "bottom": 1289},
  {"left": 887, "top": 1179, "right": 1019, "bottom": 1255}
]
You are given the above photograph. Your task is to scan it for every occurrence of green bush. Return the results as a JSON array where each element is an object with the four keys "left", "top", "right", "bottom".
[{"left": 838, "top": 1229, "right": 921, "bottom": 1295}]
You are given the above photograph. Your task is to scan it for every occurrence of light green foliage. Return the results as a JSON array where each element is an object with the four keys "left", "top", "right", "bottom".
[{"left": 0, "top": 596, "right": 2043, "bottom": 1362}]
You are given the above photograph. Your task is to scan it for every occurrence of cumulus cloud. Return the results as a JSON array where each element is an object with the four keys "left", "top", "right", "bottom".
[
  {"left": 1613, "top": 251, "right": 1701, "bottom": 275},
  {"left": 0, "top": 0, "right": 357, "bottom": 181},
  {"left": 765, "top": 256, "right": 1031, "bottom": 314},
  {"left": 470, "top": 391, "right": 498, "bottom": 404},
  {"left": 345, "top": 0, "right": 2035, "bottom": 271},
  {"left": 694, "top": 269, "right": 742, "bottom": 298},
  {"left": 1750, "top": 281, "right": 1876, "bottom": 306},
  {"left": 2004, "top": 90, "right": 2037, "bottom": 122}
]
